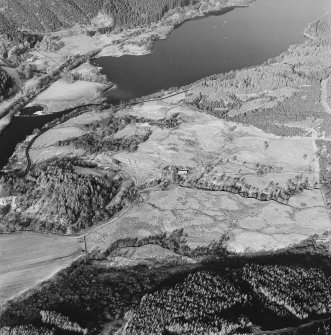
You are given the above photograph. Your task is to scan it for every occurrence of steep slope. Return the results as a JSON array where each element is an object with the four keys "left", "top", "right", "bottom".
[{"left": 0, "top": 0, "right": 196, "bottom": 36}]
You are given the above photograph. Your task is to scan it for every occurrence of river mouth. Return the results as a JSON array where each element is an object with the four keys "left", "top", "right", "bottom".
[{"left": 93, "top": 0, "right": 331, "bottom": 102}]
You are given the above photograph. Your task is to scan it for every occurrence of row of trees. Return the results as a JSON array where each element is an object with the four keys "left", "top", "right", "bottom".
[
  {"left": 104, "top": 228, "right": 229, "bottom": 261},
  {"left": 172, "top": 165, "right": 312, "bottom": 203},
  {"left": 40, "top": 310, "right": 87, "bottom": 334}
]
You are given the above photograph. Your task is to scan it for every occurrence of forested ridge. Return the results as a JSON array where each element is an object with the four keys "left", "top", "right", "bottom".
[
  {"left": 0, "top": 0, "right": 197, "bottom": 37},
  {"left": 0, "top": 159, "right": 135, "bottom": 234}
]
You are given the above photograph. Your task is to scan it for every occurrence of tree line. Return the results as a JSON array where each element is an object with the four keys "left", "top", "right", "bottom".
[{"left": 0, "top": 0, "right": 197, "bottom": 38}]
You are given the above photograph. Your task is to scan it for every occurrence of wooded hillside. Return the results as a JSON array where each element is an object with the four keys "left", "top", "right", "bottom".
[
  {"left": 0, "top": 0, "right": 195, "bottom": 37},
  {"left": 0, "top": 159, "right": 135, "bottom": 234}
]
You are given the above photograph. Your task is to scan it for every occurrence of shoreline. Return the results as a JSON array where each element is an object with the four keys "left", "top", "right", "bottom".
[
  {"left": 95, "top": 0, "right": 254, "bottom": 58},
  {"left": 0, "top": 0, "right": 254, "bottom": 137}
]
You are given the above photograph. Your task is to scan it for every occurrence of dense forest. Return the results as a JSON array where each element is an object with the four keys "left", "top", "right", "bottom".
[
  {"left": 102, "top": 0, "right": 197, "bottom": 27},
  {"left": 2, "top": 248, "right": 331, "bottom": 335},
  {"left": 125, "top": 264, "right": 331, "bottom": 334},
  {"left": 125, "top": 271, "right": 250, "bottom": 335},
  {"left": 0, "top": 0, "right": 197, "bottom": 38},
  {"left": 230, "top": 86, "right": 330, "bottom": 137},
  {"left": 0, "top": 158, "right": 135, "bottom": 234}
]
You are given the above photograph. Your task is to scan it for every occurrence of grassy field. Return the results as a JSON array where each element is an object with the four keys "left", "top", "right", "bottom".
[
  {"left": 87, "top": 185, "right": 329, "bottom": 253},
  {"left": 29, "top": 109, "right": 111, "bottom": 164},
  {"left": 25, "top": 100, "right": 329, "bottom": 253},
  {"left": 0, "top": 232, "right": 82, "bottom": 304},
  {"left": 29, "top": 79, "right": 106, "bottom": 114}
]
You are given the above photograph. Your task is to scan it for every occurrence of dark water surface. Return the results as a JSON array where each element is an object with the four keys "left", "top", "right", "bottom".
[
  {"left": 0, "top": 112, "right": 67, "bottom": 168},
  {"left": 94, "top": 0, "right": 331, "bottom": 101},
  {"left": 20, "top": 105, "right": 45, "bottom": 116},
  {"left": 0, "top": 0, "right": 330, "bottom": 168}
]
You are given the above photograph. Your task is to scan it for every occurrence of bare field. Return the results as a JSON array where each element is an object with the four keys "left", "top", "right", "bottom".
[
  {"left": 28, "top": 79, "right": 106, "bottom": 114},
  {"left": 0, "top": 233, "right": 82, "bottom": 304}
]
